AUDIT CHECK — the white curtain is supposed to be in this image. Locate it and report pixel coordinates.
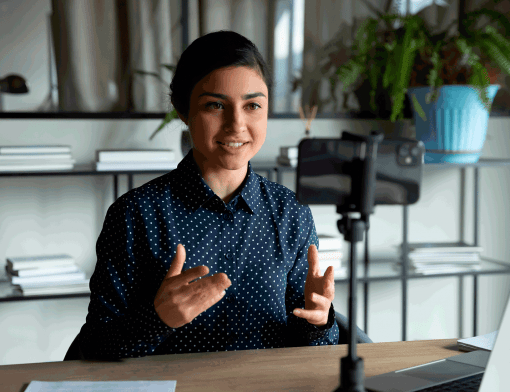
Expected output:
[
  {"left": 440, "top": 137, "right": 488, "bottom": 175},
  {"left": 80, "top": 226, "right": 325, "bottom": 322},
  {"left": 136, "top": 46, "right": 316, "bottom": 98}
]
[{"left": 51, "top": 0, "right": 121, "bottom": 112}]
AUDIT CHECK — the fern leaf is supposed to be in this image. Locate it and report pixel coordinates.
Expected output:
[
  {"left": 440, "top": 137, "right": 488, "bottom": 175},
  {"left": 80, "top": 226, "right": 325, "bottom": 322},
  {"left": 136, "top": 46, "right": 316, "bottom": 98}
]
[{"left": 149, "top": 111, "right": 179, "bottom": 140}]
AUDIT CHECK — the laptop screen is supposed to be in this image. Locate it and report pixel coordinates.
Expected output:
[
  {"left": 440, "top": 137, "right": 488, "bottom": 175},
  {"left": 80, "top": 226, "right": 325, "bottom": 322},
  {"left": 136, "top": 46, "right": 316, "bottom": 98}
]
[{"left": 479, "top": 290, "right": 510, "bottom": 392}]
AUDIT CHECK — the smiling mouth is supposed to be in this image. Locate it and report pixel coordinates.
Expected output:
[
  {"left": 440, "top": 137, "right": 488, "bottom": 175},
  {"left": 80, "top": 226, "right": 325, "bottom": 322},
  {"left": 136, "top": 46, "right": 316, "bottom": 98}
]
[{"left": 217, "top": 141, "right": 248, "bottom": 148}]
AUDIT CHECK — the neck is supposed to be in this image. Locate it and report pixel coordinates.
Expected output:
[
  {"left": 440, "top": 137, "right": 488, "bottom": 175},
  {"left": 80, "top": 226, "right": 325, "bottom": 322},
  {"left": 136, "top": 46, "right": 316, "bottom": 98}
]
[{"left": 192, "top": 149, "right": 248, "bottom": 204}]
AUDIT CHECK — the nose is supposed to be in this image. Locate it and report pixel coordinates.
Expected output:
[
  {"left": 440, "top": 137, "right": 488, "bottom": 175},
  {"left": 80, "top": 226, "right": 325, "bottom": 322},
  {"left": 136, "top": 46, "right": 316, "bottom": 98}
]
[{"left": 226, "top": 106, "right": 248, "bottom": 132}]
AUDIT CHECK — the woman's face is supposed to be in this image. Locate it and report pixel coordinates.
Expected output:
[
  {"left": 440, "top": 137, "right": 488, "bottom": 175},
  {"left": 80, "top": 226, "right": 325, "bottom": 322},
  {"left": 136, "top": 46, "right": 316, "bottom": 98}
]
[{"left": 180, "top": 66, "right": 268, "bottom": 172}]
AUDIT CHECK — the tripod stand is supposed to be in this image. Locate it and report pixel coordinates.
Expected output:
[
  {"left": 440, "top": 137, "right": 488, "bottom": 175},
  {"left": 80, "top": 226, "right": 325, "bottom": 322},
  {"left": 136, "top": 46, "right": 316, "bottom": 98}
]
[{"left": 333, "top": 131, "right": 384, "bottom": 392}]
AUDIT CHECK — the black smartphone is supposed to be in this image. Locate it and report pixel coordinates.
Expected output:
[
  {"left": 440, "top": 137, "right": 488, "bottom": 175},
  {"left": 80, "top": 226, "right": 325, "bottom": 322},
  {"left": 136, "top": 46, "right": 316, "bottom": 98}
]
[{"left": 295, "top": 137, "right": 424, "bottom": 207}]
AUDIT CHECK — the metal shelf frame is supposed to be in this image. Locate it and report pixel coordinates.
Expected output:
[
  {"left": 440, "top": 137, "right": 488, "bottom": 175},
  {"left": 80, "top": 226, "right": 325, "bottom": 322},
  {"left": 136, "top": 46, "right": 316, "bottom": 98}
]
[{"left": 1, "top": 159, "right": 510, "bottom": 345}]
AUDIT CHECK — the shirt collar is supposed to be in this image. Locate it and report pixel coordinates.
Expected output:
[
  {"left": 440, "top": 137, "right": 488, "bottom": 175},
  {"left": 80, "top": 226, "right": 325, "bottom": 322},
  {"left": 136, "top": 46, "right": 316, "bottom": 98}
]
[{"left": 174, "top": 150, "right": 262, "bottom": 215}]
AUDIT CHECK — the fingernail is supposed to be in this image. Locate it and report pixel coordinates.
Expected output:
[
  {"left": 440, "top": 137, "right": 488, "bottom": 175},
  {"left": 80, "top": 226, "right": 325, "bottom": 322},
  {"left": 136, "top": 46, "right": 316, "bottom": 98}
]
[
  {"left": 294, "top": 309, "right": 301, "bottom": 315},
  {"left": 221, "top": 290, "right": 226, "bottom": 296}
]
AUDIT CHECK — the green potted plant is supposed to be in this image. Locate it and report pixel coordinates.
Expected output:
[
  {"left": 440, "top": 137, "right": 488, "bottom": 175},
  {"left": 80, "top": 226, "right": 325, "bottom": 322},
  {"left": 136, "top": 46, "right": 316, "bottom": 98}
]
[{"left": 334, "top": 7, "right": 510, "bottom": 163}]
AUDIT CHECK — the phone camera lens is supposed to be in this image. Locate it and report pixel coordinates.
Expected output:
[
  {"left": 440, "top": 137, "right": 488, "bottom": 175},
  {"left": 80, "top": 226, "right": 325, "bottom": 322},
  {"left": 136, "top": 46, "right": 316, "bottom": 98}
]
[
  {"left": 411, "top": 147, "right": 420, "bottom": 156},
  {"left": 399, "top": 145, "right": 409, "bottom": 156}
]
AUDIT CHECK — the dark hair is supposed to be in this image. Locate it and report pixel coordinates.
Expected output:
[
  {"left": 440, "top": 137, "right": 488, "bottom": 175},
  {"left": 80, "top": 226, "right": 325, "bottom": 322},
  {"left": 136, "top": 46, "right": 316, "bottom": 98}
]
[{"left": 170, "top": 30, "right": 273, "bottom": 121}]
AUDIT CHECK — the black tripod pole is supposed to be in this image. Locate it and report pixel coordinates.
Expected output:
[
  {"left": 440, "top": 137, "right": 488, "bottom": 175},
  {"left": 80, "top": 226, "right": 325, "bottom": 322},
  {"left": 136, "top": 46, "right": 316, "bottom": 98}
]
[{"left": 334, "top": 213, "right": 366, "bottom": 392}]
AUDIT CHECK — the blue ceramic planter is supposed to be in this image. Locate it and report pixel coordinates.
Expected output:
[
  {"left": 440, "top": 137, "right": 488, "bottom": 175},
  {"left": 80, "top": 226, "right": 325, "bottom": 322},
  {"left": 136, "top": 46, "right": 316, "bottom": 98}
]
[{"left": 407, "top": 85, "right": 500, "bottom": 163}]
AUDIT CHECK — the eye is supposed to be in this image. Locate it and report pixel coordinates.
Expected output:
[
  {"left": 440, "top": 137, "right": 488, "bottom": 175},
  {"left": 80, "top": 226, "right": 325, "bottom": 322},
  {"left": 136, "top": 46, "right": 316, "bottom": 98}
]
[
  {"left": 205, "top": 102, "right": 224, "bottom": 110},
  {"left": 248, "top": 103, "right": 262, "bottom": 110}
]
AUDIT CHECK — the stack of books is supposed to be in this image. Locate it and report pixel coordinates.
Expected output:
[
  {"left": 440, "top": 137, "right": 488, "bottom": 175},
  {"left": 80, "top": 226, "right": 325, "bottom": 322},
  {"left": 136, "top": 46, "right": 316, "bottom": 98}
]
[
  {"left": 95, "top": 149, "right": 178, "bottom": 171},
  {"left": 0, "top": 145, "right": 75, "bottom": 172},
  {"left": 5, "top": 254, "right": 90, "bottom": 296},
  {"left": 396, "top": 241, "right": 483, "bottom": 275},
  {"left": 318, "top": 234, "right": 346, "bottom": 278},
  {"left": 277, "top": 146, "right": 298, "bottom": 167}
]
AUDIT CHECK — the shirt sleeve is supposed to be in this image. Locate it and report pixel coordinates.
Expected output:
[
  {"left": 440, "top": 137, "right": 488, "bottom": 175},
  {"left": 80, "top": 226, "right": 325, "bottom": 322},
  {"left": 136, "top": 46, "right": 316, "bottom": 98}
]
[
  {"left": 78, "top": 195, "right": 176, "bottom": 360},
  {"left": 285, "top": 206, "right": 340, "bottom": 347}
]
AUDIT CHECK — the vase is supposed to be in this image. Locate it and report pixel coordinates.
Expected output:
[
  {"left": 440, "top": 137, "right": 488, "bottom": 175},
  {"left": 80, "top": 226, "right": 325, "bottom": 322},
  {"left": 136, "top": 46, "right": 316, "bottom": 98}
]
[{"left": 407, "top": 85, "right": 500, "bottom": 163}]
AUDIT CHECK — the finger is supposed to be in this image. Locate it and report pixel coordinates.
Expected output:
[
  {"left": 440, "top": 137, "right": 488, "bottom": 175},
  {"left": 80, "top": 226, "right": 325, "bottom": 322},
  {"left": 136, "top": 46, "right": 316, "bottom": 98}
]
[
  {"left": 186, "top": 278, "right": 231, "bottom": 318},
  {"left": 308, "top": 292, "right": 331, "bottom": 309},
  {"left": 293, "top": 307, "right": 328, "bottom": 325},
  {"left": 169, "top": 265, "right": 210, "bottom": 288},
  {"left": 188, "top": 272, "right": 231, "bottom": 292},
  {"left": 307, "top": 244, "right": 320, "bottom": 277},
  {"left": 323, "top": 266, "right": 336, "bottom": 299},
  {"left": 166, "top": 244, "right": 186, "bottom": 278}
]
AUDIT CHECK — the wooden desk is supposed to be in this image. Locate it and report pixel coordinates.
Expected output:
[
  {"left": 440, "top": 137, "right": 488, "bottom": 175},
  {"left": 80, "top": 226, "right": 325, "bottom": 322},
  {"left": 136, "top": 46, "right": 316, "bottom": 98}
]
[{"left": 1, "top": 339, "right": 459, "bottom": 392}]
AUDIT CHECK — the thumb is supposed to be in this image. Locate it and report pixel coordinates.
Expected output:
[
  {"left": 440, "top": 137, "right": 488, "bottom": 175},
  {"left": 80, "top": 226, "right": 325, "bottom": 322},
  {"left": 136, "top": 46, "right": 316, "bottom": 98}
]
[{"left": 166, "top": 244, "right": 186, "bottom": 278}]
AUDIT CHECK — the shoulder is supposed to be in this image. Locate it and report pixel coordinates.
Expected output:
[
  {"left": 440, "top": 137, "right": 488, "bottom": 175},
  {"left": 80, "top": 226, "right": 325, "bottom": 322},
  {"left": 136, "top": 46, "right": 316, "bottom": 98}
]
[
  {"left": 257, "top": 174, "right": 313, "bottom": 223},
  {"left": 108, "top": 170, "right": 177, "bottom": 215}
]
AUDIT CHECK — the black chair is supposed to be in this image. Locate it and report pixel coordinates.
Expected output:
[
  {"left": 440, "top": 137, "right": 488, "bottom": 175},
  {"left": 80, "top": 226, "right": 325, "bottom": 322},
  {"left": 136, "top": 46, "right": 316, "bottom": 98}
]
[
  {"left": 335, "top": 311, "right": 372, "bottom": 344},
  {"left": 63, "top": 333, "right": 85, "bottom": 361}
]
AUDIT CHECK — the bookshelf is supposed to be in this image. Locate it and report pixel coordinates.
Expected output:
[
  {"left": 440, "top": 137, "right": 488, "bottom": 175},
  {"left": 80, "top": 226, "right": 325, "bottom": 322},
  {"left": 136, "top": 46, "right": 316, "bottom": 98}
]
[{"left": 0, "top": 159, "right": 510, "bottom": 343}]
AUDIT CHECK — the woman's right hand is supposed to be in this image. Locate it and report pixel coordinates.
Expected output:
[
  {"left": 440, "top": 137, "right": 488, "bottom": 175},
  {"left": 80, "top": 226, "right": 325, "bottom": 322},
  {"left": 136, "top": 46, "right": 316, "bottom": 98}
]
[{"left": 154, "top": 244, "right": 232, "bottom": 328}]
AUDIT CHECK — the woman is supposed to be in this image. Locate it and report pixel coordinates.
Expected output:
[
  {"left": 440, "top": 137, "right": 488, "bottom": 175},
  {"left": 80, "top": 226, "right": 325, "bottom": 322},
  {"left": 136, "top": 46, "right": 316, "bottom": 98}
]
[{"left": 77, "top": 30, "right": 339, "bottom": 360}]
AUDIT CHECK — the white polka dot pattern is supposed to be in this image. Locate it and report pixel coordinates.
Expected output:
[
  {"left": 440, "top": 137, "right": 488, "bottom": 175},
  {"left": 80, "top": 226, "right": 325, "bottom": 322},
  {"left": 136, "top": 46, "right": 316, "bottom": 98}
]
[{"left": 78, "top": 151, "right": 339, "bottom": 359}]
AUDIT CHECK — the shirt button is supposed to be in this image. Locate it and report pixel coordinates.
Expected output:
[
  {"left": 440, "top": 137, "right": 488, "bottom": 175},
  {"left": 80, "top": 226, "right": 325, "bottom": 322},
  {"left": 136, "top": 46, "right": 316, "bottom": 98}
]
[
  {"left": 227, "top": 333, "right": 237, "bottom": 344},
  {"left": 223, "top": 213, "right": 230, "bottom": 220},
  {"left": 226, "top": 294, "right": 235, "bottom": 303},
  {"left": 225, "top": 252, "right": 233, "bottom": 260}
]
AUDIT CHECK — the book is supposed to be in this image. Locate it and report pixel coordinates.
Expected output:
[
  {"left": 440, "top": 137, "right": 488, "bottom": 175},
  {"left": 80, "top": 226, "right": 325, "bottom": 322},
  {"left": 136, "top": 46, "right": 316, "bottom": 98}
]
[
  {"left": 13, "top": 281, "right": 91, "bottom": 297},
  {"left": 280, "top": 146, "right": 298, "bottom": 159},
  {"left": 24, "top": 380, "right": 176, "bottom": 392},
  {"left": 0, "top": 153, "right": 73, "bottom": 160},
  {"left": 0, "top": 159, "right": 75, "bottom": 166},
  {"left": 11, "top": 271, "right": 86, "bottom": 286},
  {"left": 276, "top": 156, "right": 297, "bottom": 167},
  {"left": 6, "top": 254, "right": 76, "bottom": 270},
  {"left": 5, "top": 264, "right": 80, "bottom": 277},
  {"left": 95, "top": 161, "right": 178, "bottom": 171},
  {"left": 408, "top": 253, "right": 481, "bottom": 262},
  {"left": 0, "top": 163, "right": 75, "bottom": 172},
  {"left": 403, "top": 241, "right": 483, "bottom": 253},
  {"left": 0, "top": 145, "right": 71, "bottom": 154},
  {"left": 318, "top": 234, "right": 344, "bottom": 252},
  {"left": 96, "top": 149, "right": 176, "bottom": 162},
  {"left": 458, "top": 331, "right": 498, "bottom": 352},
  {"left": 318, "top": 251, "right": 343, "bottom": 260}
]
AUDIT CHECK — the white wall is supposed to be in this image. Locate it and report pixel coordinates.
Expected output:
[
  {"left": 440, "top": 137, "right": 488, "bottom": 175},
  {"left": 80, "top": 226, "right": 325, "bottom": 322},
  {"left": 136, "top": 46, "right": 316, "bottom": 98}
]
[{"left": 1, "top": 117, "right": 509, "bottom": 365}]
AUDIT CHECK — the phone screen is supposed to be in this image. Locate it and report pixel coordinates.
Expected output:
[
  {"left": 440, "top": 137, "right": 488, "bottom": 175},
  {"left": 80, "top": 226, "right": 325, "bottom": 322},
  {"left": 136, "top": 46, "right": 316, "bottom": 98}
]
[{"left": 295, "top": 138, "right": 424, "bottom": 207}]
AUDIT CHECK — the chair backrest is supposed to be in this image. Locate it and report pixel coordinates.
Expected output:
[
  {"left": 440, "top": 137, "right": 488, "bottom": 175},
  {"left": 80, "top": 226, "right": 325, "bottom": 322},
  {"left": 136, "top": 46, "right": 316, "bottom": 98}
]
[
  {"left": 335, "top": 311, "right": 372, "bottom": 344},
  {"left": 63, "top": 333, "right": 84, "bottom": 361}
]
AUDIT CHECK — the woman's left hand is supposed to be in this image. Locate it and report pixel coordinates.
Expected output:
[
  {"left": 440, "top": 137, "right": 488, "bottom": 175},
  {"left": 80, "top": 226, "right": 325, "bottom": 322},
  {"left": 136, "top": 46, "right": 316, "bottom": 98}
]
[{"left": 293, "top": 244, "right": 335, "bottom": 327}]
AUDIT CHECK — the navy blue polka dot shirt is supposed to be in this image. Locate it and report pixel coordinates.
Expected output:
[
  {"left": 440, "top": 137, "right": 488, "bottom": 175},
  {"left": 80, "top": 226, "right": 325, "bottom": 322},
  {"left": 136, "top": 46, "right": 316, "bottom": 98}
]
[{"left": 78, "top": 150, "right": 339, "bottom": 359}]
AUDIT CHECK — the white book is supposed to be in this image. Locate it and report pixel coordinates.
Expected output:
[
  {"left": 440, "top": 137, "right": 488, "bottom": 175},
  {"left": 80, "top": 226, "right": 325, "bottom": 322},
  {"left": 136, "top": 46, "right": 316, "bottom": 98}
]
[
  {"left": 6, "top": 264, "right": 80, "bottom": 277},
  {"left": 319, "top": 259, "right": 342, "bottom": 274},
  {"left": 0, "top": 153, "right": 73, "bottom": 160},
  {"left": 96, "top": 161, "right": 178, "bottom": 171},
  {"left": 97, "top": 149, "right": 175, "bottom": 162},
  {"left": 276, "top": 156, "right": 297, "bottom": 167},
  {"left": 318, "top": 251, "right": 343, "bottom": 260},
  {"left": 14, "top": 281, "right": 91, "bottom": 296},
  {"left": 405, "top": 242, "right": 483, "bottom": 253},
  {"left": 0, "top": 163, "right": 75, "bottom": 172},
  {"left": 280, "top": 146, "right": 298, "bottom": 159},
  {"left": 318, "top": 234, "right": 344, "bottom": 251},
  {"left": 12, "top": 271, "right": 86, "bottom": 286},
  {"left": 408, "top": 253, "right": 481, "bottom": 262},
  {"left": 0, "top": 145, "right": 71, "bottom": 154},
  {"left": 7, "top": 254, "right": 76, "bottom": 270},
  {"left": 0, "top": 159, "right": 75, "bottom": 166}
]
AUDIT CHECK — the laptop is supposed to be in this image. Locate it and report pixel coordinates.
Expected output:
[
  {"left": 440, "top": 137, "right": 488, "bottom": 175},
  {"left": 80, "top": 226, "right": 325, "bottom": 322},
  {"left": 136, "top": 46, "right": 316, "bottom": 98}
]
[{"left": 364, "top": 291, "right": 510, "bottom": 392}]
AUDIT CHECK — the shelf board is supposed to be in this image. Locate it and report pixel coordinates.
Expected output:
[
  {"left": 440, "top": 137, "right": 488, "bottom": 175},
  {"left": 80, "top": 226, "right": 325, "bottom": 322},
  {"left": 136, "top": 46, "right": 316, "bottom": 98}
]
[{"left": 1, "top": 110, "right": 509, "bottom": 120}]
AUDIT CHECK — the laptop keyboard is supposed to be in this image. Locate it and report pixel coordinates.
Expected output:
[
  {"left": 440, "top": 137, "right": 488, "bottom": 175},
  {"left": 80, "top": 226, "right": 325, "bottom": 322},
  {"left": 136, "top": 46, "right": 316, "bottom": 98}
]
[{"left": 415, "top": 373, "right": 483, "bottom": 391}]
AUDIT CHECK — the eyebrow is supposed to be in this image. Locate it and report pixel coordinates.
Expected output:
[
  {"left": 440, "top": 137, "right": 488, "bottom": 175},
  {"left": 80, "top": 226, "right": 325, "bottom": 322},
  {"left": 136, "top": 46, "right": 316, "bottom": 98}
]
[{"left": 198, "top": 92, "right": 266, "bottom": 100}]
